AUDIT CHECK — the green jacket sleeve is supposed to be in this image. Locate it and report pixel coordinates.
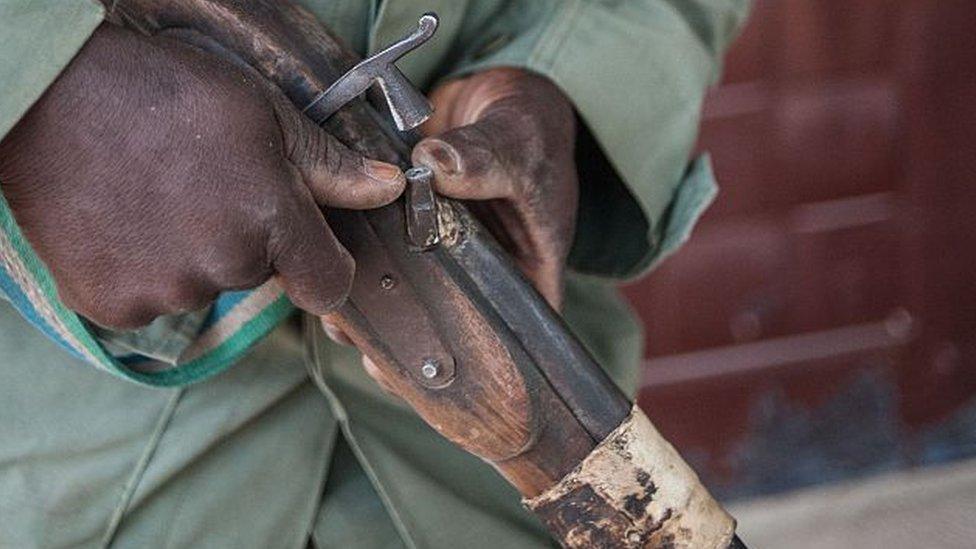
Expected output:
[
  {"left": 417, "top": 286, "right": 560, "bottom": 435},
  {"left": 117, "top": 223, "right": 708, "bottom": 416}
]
[
  {"left": 444, "top": 0, "right": 751, "bottom": 278},
  {"left": 0, "top": 0, "right": 103, "bottom": 138}
]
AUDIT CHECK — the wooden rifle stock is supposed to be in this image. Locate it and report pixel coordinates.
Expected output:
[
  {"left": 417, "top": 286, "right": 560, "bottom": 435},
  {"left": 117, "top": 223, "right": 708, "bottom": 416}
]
[{"left": 104, "top": 1, "right": 741, "bottom": 546}]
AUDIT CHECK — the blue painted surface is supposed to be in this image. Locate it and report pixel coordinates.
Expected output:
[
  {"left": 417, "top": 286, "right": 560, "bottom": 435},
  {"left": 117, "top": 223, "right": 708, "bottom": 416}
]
[{"left": 698, "top": 370, "right": 976, "bottom": 501}]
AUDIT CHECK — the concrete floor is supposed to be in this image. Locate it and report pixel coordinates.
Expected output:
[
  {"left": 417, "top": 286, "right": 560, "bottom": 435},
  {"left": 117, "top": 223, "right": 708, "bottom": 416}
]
[{"left": 729, "top": 457, "right": 976, "bottom": 548}]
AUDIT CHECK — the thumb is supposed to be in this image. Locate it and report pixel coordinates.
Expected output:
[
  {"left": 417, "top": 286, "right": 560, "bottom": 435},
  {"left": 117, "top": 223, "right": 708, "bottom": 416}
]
[
  {"left": 411, "top": 118, "right": 517, "bottom": 201},
  {"left": 271, "top": 94, "right": 406, "bottom": 209}
]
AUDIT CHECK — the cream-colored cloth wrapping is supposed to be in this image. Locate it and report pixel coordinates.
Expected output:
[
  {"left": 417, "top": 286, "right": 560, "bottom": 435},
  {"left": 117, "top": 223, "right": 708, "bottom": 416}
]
[{"left": 524, "top": 405, "right": 735, "bottom": 548}]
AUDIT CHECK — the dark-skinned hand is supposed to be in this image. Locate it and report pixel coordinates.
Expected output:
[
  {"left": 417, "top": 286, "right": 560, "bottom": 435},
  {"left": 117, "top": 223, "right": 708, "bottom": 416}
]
[
  {"left": 0, "top": 24, "right": 405, "bottom": 330},
  {"left": 417, "top": 67, "right": 579, "bottom": 308},
  {"left": 323, "top": 68, "right": 579, "bottom": 364}
]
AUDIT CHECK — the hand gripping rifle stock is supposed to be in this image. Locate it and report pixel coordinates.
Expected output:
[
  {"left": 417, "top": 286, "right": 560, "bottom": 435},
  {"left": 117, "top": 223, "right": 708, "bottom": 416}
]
[{"left": 104, "top": 1, "right": 743, "bottom": 546}]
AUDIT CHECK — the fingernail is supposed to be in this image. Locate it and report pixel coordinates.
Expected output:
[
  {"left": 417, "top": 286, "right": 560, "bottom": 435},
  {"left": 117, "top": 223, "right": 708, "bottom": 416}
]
[
  {"left": 363, "top": 159, "right": 403, "bottom": 183},
  {"left": 423, "top": 141, "right": 461, "bottom": 177}
]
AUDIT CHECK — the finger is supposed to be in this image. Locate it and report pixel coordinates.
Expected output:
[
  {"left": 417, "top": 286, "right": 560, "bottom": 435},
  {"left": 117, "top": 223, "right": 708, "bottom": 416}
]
[
  {"left": 154, "top": 276, "right": 222, "bottom": 316},
  {"left": 57, "top": 277, "right": 151, "bottom": 330},
  {"left": 525, "top": 255, "right": 565, "bottom": 312},
  {"left": 74, "top": 300, "right": 159, "bottom": 331},
  {"left": 411, "top": 119, "right": 517, "bottom": 200},
  {"left": 270, "top": 93, "right": 405, "bottom": 209},
  {"left": 361, "top": 355, "right": 400, "bottom": 396},
  {"left": 415, "top": 121, "right": 567, "bottom": 310},
  {"left": 474, "top": 200, "right": 566, "bottom": 311},
  {"left": 320, "top": 315, "right": 353, "bottom": 346},
  {"left": 269, "top": 174, "right": 355, "bottom": 315}
]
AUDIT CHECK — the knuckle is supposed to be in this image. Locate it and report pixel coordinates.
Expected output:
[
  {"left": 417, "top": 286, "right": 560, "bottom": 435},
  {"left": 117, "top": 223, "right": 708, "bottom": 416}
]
[
  {"left": 91, "top": 301, "right": 158, "bottom": 331},
  {"left": 318, "top": 136, "right": 342, "bottom": 176},
  {"left": 56, "top": 284, "right": 88, "bottom": 316},
  {"left": 457, "top": 125, "right": 506, "bottom": 179},
  {"left": 112, "top": 310, "right": 157, "bottom": 330},
  {"left": 281, "top": 120, "right": 311, "bottom": 161},
  {"left": 58, "top": 281, "right": 147, "bottom": 329},
  {"left": 254, "top": 191, "right": 286, "bottom": 228},
  {"left": 213, "top": 266, "right": 271, "bottom": 291},
  {"left": 330, "top": 248, "right": 356, "bottom": 284},
  {"left": 306, "top": 141, "right": 346, "bottom": 198},
  {"left": 205, "top": 246, "right": 271, "bottom": 290},
  {"left": 313, "top": 134, "right": 341, "bottom": 172},
  {"left": 155, "top": 281, "right": 217, "bottom": 314},
  {"left": 315, "top": 253, "right": 355, "bottom": 312},
  {"left": 288, "top": 120, "right": 332, "bottom": 169},
  {"left": 315, "top": 290, "right": 348, "bottom": 314}
]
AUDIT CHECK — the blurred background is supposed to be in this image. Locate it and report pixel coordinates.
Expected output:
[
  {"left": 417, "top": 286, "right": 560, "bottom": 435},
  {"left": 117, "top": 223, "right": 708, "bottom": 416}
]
[{"left": 623, "top": 1, "right": 976, "bottom": 546}]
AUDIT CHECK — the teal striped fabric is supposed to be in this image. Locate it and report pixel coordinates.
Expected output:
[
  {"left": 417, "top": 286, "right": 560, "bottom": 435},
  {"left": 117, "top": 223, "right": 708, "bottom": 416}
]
[
  {"left": 0, "top": 192, "right": 295, "bottom": 386},
  {"left": 0, "top": 0, "right": 301, "bottom": 386}
]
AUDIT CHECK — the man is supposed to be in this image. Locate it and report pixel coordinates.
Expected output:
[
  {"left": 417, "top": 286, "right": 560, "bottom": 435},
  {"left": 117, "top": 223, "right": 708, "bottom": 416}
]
[{"left": 0, "top": 0, "right": 748, "bottom": 547}]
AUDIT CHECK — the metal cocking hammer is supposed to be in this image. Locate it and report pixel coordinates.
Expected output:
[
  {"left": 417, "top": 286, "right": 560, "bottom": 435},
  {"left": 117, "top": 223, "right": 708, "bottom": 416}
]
[
  {"left": 303, "top": 13, "right": 441, "bottom": 250},
  {"left": 302, "top": 12, "right": 438, "bottom": 132}
]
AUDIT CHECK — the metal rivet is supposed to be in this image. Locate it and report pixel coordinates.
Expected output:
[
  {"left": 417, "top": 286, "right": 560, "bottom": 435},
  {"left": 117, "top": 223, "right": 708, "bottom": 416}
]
[
  {"left": 405, "top": 165, "right": 433, "bottom": 181},
  {"left": 380, "top": 275, "right": 396, "bottom": 290},
  {"left": 421, "top": 359, "right": 439, "bottom": 379}
]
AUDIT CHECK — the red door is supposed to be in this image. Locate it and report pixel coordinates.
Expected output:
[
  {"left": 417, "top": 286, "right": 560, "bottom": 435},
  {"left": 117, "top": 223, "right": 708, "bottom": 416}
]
[{"left": 627, "top": 0, "right": 976, "bottom": 498}]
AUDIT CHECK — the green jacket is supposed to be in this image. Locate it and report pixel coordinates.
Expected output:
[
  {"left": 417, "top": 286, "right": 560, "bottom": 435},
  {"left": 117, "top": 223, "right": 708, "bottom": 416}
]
[
  {"left": 0, "top": 0, "right": 749, "bottom": 389},
  {"left": 0, "top": 1, "right": 750, "bottom": 547}
]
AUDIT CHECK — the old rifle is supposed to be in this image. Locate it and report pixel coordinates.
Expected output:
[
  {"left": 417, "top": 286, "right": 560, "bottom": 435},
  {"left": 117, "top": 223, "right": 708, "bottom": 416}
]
[{"left": 105, "top": 1, "right": 746, "bottom": 546}]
